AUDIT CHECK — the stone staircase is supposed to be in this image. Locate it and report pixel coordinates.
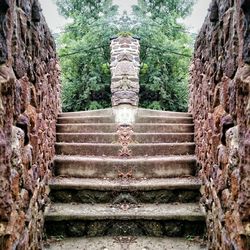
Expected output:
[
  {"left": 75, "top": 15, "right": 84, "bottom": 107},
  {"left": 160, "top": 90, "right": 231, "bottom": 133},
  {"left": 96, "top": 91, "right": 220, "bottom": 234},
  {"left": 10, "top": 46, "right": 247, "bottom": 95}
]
[{"left": 44, "top": 108, "right": 206, "bottom": 250}]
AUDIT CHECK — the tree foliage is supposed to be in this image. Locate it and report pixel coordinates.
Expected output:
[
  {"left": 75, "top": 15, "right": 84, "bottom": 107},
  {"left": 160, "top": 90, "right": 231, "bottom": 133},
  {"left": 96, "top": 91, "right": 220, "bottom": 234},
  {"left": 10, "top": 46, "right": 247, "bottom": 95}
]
[{"left": 56, "top": 0, "right": 195, "bottom": 112}]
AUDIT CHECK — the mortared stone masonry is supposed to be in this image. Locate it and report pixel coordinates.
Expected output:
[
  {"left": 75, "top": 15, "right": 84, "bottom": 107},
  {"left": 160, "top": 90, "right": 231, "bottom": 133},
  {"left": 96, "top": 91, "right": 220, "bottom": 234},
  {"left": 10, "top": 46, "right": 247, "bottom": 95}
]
[
  {"left": 189, "top": 0, "right": 250, "bottom": 249},
  {"left": 0, "top": 0, "right": 60, "bottom": 249}
]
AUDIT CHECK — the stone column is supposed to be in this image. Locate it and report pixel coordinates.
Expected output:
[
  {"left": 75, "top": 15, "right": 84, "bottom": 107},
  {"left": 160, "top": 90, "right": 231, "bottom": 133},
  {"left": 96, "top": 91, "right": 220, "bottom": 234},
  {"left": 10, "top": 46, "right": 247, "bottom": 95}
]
[{"left": 110, "top": 36, "right": 140, "bottom": 107}]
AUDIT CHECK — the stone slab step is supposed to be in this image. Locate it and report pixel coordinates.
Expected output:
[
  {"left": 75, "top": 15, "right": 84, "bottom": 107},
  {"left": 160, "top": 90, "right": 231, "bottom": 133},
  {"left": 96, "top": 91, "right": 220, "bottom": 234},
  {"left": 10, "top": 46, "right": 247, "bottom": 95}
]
[
  {"left": 138, "top": 108, "right": 192, "bottom": 117},
  {"left": 57, "top": 116, "right": 193, "bottom": 124},
  {"left": 134, "top": 132, "right": 194, "bottom": 143},
  {"left": 56, "top": 124, "right": 194, "bottom": 133},
  {"left": 55, "top": 142, "right": 195, "bottom": 156},
  {"left": 58, "top": 109, "right": 192, "bottom": 118},
  {"left": 46, "top": 203, "right": 204, "bottom": 221},
  {"left": 44, "top": 236, "right": 206, "bottom": 250},
  {"left": 56, "top": 124, "right": 117, "bottom": 133},
  {"left": 49, "top": 177, "right": 201, "bottom": 191},
  {"left": 133, "top": 124, "right": 194, "bottom": 133},
  {"left": 136, "top": 116, "right": 193, "bottom": 124},
  {"left": 54, "top": 155, "right": 197, "bottom": 178},
  {"left": 57, "top": 116, "right": 114, "bottom": 124},
  {"left": 49, "top": 177, "right": 201, "bottom": 204},
  {"left": 58, "top": 108, "right": 113, "bottom": 117},
  {"left": 56, "top": 132, "right": 194, "bottom": 143},
  {"left": 45, "top": 203, "right": 205, "bottom": 237},
  {"left": 56, "top": 133, "right": 117, "bottom": 143}
]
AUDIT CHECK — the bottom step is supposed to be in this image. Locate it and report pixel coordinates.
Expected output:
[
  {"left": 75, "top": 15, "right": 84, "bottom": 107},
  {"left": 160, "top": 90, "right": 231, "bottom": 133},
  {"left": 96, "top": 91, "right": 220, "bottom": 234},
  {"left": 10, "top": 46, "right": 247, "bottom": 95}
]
[
  {"left": 44, "top": 236, "right": 207, "bottom": 250},
  {"left": 45, "top": 203, "right": 205, "bottom": 237}
]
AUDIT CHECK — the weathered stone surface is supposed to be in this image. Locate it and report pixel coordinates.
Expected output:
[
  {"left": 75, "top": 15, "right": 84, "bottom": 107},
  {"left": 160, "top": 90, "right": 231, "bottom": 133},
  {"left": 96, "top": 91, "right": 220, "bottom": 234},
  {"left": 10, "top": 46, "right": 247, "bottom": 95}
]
[
  {"left": 110, "top": 36, "right": 140, "bottom": 106},
  {"left": 45, "top": 203, "right": 205, "bottom": 237},
  {"left": 44, "top": 236, "right": 207, "bottom": 250},
  {"left": 0, "top": 0, "right": 60, "bottom": 249},
  {"left": 189, "top": 1, "right": 250, "bottom": 249}
]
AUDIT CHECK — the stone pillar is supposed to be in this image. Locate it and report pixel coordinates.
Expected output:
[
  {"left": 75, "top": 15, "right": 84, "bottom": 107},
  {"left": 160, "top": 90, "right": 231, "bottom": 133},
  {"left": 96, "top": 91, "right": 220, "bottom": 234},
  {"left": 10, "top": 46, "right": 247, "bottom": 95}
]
[{"left": 110, "top": 36, "right": 140, "bottom": 107}]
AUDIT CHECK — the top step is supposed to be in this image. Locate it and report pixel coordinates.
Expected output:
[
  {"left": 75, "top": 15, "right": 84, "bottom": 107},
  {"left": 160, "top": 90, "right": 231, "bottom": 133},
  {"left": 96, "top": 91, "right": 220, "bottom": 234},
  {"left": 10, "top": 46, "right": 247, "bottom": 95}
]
[
  {"left": 58, "top": 108, "right": 113, "bottom": 117},
  {"left": 57, "top": 116, "right": 193, "bottom": 124},
  {"left": 138, "top": 108, "right": 192, "bottom": 117},
  {"left": 58, "top": 108, "right": 192, "bottom": 118}
]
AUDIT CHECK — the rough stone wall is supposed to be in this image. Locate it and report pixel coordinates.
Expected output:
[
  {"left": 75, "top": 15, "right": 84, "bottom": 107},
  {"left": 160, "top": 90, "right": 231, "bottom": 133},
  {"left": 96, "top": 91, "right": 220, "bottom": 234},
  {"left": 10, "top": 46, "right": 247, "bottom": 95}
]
[
  {"left": 0, "top": 0, "right": 60, "bottom": 249},
  {"left": 189, "top": 0, "right": 249, "bottom": 249}
]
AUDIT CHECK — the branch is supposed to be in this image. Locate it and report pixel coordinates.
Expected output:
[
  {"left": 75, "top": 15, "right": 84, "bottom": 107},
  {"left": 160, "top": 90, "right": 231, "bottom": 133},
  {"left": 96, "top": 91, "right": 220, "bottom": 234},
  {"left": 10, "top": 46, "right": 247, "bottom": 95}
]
[
  {"left": 140, "top": 44, "right": 191, "bottom": 58},
  {"left": 59, "top": 44, "right": 109, "bottom": 58}
]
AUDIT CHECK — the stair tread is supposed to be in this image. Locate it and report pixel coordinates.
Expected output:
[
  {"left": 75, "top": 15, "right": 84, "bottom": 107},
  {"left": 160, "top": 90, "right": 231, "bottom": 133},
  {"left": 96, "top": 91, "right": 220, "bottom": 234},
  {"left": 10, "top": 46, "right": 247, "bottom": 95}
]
[
  {"left": 54, "top": 154, "right": 196, "bottom": 161},
  {"left": 56, "top": 132, "right": 194, "bottom": 135},
  {"left": 58, "top": 115, "right": 113, "bottom": 119},
  {"left": 45, "top": 203, "right": 205, "bottom": 221},
  {"left": 137, "top": 115, "right": 193, "bottom": 118},
  {"left": 55, "top": 142, "right": 195, "bottom": 146},
  {"left": 57, "top": 123, "right": 194, "bottom": 133},
  {"left": 49, "top": 177, "right": 201, "bottom": 191},
  {"left": 54, "top": 155, "right": 196, "bottom": 178},
  {"left": 58, "top": 108, "right": 191, "bottom": 115},
  {"left": 56, "top": 123, "right": 194, "bottom": 126},
  {"left": 58, "top": 108, "right": 112, "bottom": 116},
  {"left": 44, "top": 236, "right": 206, "bottom": 250},
  {"left": 58, "top": 116, "right": 192, "bottom": 119}
]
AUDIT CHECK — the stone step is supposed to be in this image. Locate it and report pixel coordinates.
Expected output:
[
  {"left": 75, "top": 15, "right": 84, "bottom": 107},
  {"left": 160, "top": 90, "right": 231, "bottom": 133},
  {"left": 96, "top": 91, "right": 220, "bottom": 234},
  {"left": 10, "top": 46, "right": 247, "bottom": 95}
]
[
  {"left": 49, "top": 177, "right": 201, "bottom": 191},
  {"left": 58, "top": 108, "right": 113, "bottom": 117},
  {"left": 136, "top": 116, "right": 193, "bottom": 124},
  {"left": 57, "top": 116, "right": 115, "bottom": 124},
  {"left": 54, "top": 155, "right": 197, "bottom": 178},
  {"left": 46, "top": 203, "right": 204, "bottom": 221},
  {"left": 49, "top": 177, "right": 201, "bottom": 204},
  {"left": 58, "top": 108, "right": 192, "bottom": 118},
  {"left": 133, "top": 124, "right": 194, "bottom": 133},
  {"left": 138, "top": 108, "right": 192, "bottom": 117},
  {"left": 55, "top": 142, "right": 195, "bottom": 156},
  {"left": 56, "top": 124, "right": 117, "bottom": 133},
  {"left": 56, "top": 132, "right": 194, "bottom": 143},
  {"left": 56, "top": 133, "right": 116, "bottom": 143},
  {"left": 56, "top": 123, "right": 194, "bottom": 133},
  {"left": 57, "top": 116, "right": 193, "bottom": 124},
  {"left": 44, "top": 236, "right": 206, "bottom": 250},
  {"left": 45, "top": 203, "right": 205, "bottom": 237}
]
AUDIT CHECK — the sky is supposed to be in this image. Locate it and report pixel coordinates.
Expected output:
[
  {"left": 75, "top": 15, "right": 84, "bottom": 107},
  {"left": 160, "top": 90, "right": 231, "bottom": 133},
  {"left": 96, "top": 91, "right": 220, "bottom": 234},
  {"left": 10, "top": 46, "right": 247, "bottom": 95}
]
[{"left": 40, "top": 0, "right": 211, "bottom": 34}]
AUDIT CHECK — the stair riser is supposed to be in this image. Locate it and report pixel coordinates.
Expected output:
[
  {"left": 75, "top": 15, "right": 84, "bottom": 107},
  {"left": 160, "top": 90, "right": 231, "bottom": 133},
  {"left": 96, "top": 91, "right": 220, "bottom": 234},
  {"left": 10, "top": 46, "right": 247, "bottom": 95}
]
[
  {"left": 133, "top": 125, "right": 194, "bottom": 133},
  {"left": 57, "top": 117, "right": 193, "bottom": 124},
  {"left": 136, "top": 117, "right": 193, "bottom": 124},
  {"left": 45, "top": 220, "right": 205, "bottom": 238},
  {"left": 56, "top": 133, "right": 194, "bottom": 143},
  {"left": 58, "top": 109, "right": 113, "bottom": 117},
  {"left": 55, "top": 144, "right": 195, "bottom": 156},
  {"left": 56, "top": 133, "right": 116, "bottom": 143},
  {"left": 50, "top": 189, "right": 200, "bottom": 204},
  {"left": 56, "top": 125, "right": 194, "bottom": 133},
  {"left": 57, "top": 117, "right": 115, "bottom": 124},
  {"left": 54, "top": 160, "right": 196, "bottom": 178},
  {"left": 138, "top": 110, "right": 192, "bottom": 117},
  {"left": 59, "top": 109, "right": 192, "bottom": 118},
  {"left": 57, "top": 125, "right": 116, "bottom": 133}
]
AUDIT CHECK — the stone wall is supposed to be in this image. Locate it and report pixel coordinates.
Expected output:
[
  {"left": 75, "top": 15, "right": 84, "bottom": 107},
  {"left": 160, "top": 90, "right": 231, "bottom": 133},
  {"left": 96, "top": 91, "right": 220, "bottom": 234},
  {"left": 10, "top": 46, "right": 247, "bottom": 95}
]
[
  {"left": 189, "top": 0, "right": 249, "bottom": 249},
  {"left": 0, "top": 0, "right": 60, "bottom": 249}
]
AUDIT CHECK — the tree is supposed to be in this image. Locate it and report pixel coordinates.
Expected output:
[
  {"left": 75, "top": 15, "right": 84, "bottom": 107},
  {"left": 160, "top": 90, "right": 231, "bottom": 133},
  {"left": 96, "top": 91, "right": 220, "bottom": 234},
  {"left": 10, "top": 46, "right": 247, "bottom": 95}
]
[
  {"left": 129, "top": 0, "right": 195, "bottom": 111},
  {"left": 56, "top": 0, "right": 195, "bottom": 112},
  {"left": 56, "top": 0, "right": 119, "bottom": 111}
]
